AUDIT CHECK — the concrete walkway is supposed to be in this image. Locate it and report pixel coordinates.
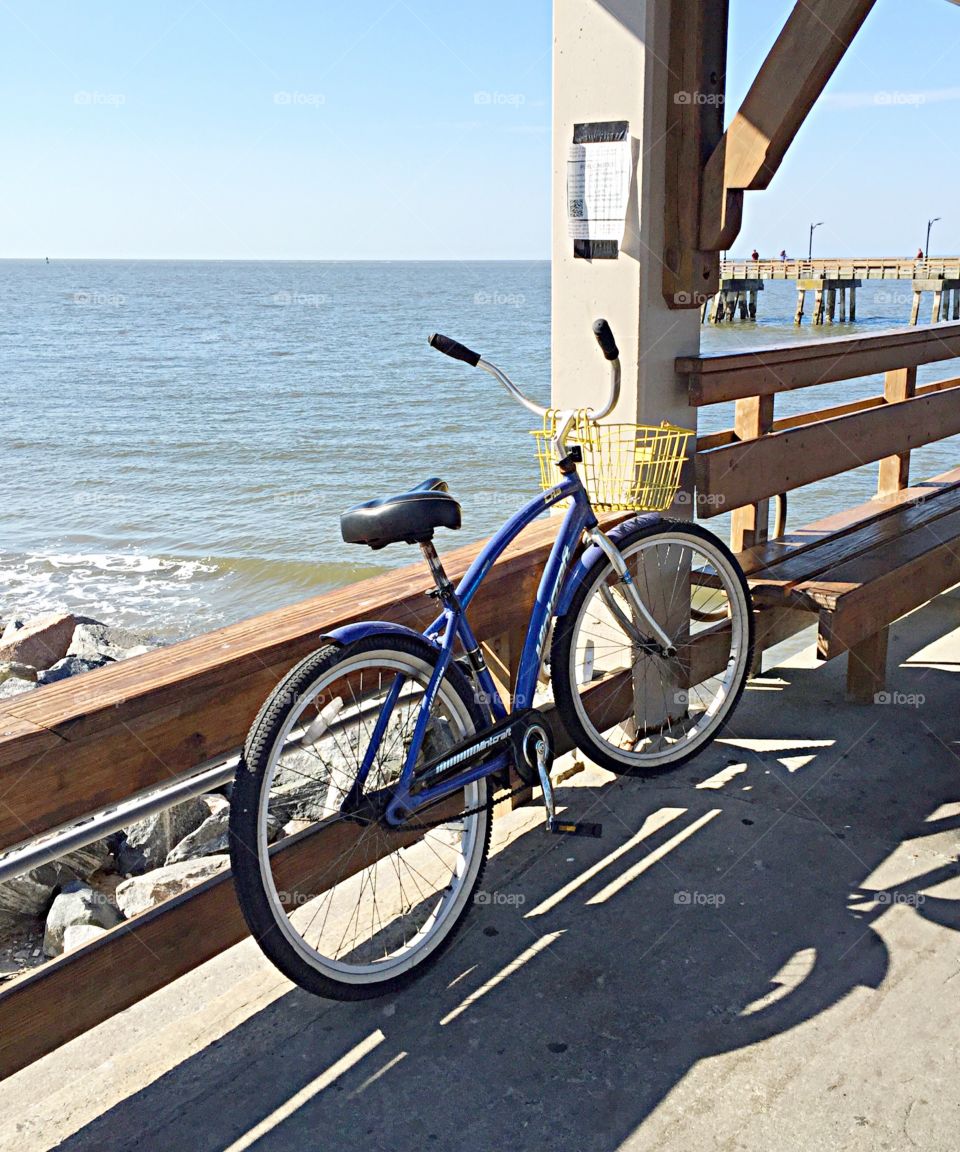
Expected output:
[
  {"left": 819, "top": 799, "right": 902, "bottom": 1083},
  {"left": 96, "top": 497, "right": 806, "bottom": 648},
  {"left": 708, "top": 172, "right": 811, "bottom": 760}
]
[{"left": 2, "top": 590, "right": 959, "bottom": 1152}]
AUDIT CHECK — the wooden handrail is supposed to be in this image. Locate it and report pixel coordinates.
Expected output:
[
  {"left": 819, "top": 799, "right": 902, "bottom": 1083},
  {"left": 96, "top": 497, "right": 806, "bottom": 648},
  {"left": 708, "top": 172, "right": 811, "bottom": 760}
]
[
  {"left": 695, "top": 377, "right": 960, "bottom": 516},
  {"left": 679, "top": 322, "right": 960, "bottom": 405}
]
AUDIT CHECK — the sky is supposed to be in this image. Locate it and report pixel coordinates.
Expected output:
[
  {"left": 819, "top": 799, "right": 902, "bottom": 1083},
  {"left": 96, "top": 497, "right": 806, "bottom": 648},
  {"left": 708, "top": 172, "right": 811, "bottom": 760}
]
[{"left": 2, "top": 0, "right": 959, "bottom": 260}]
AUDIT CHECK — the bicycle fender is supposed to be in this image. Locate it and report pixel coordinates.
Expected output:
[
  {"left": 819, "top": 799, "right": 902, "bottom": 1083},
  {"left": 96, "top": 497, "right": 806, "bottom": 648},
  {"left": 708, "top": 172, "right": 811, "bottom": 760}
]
[
  {"left": 555, "top": 513, "right": 662, "bottom": 618},
  {"left": 320, "top": 620, "right": 440, "bottom": 649}
]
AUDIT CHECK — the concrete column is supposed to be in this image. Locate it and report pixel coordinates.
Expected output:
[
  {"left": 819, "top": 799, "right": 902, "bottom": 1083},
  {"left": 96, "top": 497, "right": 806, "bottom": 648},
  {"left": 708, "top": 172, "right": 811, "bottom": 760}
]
[
  {"left": 552, "top": 1, "right": 698, "bottom": 730},
  {"left": 552, "top": 0, "right": 699, "bottom": 440}
]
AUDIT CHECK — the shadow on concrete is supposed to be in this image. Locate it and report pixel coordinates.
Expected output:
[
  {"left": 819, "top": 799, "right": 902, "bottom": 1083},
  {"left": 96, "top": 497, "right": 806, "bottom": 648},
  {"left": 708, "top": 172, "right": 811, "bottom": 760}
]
[{"left": 50, "top": 597, "right": 960, "bottom": 1151}]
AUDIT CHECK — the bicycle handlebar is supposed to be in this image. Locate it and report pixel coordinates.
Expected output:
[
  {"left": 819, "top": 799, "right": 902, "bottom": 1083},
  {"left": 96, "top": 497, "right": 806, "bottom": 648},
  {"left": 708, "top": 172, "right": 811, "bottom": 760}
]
[
  {"left": 592, "top": 318, "right": 619, "bottom": 362},
  {"left": 427, "top": 319, "right": 621, "bottom": 433},
  {"left": 428, "top": 332, "right": 481, "bottom": 367}
]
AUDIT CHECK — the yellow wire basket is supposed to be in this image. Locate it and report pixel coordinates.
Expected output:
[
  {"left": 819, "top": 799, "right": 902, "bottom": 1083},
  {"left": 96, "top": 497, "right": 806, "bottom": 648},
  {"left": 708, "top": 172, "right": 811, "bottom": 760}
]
[{"left": 533, "top": 410, "right": 693, "bottom": 513}]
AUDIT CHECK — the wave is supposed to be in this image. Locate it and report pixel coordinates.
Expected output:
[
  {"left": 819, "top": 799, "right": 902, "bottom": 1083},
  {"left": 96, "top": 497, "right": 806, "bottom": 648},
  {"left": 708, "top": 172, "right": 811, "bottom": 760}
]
[{"left": 0, "top": 550, "right": 387, "bottom": 642}]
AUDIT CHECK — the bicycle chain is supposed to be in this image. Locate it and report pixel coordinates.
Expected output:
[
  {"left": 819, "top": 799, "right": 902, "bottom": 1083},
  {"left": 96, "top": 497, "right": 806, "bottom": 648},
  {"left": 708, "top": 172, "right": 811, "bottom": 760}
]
[{"left": 395, "top": 779, "right": 533, "bottom": 832}]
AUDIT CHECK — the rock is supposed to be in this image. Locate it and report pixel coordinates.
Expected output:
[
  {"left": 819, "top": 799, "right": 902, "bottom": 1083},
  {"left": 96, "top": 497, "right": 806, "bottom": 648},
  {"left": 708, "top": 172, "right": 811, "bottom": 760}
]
[
  {"left": 117, "top": 797, "right": 210, "bottom": 875},
  {"left": 201, "top": 792, "right": 230, "bottom": 817},
  {"left": 42, "top": 881, "right": 121, "bottom": 956},
  {"left": 36, "top": 654, "right": 112, "bottom": 686},
  {"left": 0, "top": 661, "right": 37, "bottom": 684},
  {"left": 0, "top": 858, "right": 90, "bottom": 925},
  {"left": 165, "top": 808, "right": 278, "bottom": 864},
  {"left": 0, "top": 613, "right": 77, "bottom": 670},
  {"left": 62, "top": 923, "right": 108, "bottom": 951},
  {"left": 67, "top": 622, "right": 154, "bottom": 664},
  {"left": 0, "top": 677, "right": 35, "bottom": 701},
  {"left": 115, "top": 855, "right": 229, "bottom": 919},
  {"left": 61, "top": 838, "right": 113, "bottom": 879}
]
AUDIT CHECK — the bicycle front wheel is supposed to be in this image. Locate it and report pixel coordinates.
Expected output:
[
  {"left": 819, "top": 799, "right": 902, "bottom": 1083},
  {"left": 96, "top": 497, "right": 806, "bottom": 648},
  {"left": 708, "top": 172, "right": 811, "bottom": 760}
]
[
  {"left": 229, "top": 634, "right": 490, "bottom": 999},
  {"left": 552, "top": 519, "right": 753, "bottom": 774}
]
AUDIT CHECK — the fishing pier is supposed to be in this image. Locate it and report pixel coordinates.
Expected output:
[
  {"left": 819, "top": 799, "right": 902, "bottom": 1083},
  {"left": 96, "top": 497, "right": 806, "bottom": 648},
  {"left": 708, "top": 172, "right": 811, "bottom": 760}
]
[{"left": 707, "top": 257, "right": 960, "bottom": 325}]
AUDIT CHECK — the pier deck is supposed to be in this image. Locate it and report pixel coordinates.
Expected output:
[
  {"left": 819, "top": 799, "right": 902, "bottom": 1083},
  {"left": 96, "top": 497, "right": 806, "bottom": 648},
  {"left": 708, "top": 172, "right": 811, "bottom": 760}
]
[{"left": 2, "top": 592, "right": 958, "bottom": 1152}]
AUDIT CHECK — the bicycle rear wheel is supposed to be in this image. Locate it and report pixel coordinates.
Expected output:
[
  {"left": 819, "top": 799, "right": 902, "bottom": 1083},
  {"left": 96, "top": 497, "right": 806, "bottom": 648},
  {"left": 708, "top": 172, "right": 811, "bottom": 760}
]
[
  {"left": 551, "top": 519, "right": 753, "bottom": 774},
  {"left": 229, "top": 634, "right": 490, "bottom": 999}
]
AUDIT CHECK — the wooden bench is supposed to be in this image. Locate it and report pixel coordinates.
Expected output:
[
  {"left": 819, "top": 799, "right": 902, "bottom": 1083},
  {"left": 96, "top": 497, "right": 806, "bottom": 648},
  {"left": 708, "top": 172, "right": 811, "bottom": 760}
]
[
  {"left": 682, "top": 322, "right": 960, "bottom": 701},
  {"left": 739, "top": 468, "right": 960, "bottom": 700}
]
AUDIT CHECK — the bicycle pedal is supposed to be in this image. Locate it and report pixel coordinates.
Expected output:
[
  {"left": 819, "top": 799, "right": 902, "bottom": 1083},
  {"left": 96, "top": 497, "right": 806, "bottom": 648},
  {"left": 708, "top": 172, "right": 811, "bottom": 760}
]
[{"left": 548, "top": 818, "right": 602, "bottom": 838}]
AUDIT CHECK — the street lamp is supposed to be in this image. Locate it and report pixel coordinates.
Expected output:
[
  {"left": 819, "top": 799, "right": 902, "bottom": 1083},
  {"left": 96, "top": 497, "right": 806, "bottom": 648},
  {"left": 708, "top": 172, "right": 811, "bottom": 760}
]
[
  {"left": 808, "top": 221, "right": 824, "bottom": 263},
  {"left": 925, "top": 217, "right": 941, "bottom": 261}
]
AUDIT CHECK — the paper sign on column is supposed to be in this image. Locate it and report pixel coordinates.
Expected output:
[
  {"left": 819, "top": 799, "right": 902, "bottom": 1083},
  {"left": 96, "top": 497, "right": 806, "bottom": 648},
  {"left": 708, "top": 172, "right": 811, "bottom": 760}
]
[{"left": 566, "top": 136, "right": 633, "bottom": 242}]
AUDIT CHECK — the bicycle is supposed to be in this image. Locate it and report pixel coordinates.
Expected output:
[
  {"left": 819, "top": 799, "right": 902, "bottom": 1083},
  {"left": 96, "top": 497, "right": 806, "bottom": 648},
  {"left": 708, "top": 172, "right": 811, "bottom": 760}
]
[{"left": 229, "top": 320, "right": 754, "bottom": 999}]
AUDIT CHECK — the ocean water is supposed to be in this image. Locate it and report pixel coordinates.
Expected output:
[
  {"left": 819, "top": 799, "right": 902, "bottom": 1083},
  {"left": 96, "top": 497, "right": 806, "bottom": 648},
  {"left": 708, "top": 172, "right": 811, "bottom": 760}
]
[{"left": 2, "top": 260, "right": 958, "bottom": 640}]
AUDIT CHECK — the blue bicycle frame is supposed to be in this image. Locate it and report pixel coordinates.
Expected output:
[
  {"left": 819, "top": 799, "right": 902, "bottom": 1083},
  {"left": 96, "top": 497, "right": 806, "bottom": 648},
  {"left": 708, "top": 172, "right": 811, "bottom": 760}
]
[{"left": 330, "top": 469, "right": 600, "bottom": 827}]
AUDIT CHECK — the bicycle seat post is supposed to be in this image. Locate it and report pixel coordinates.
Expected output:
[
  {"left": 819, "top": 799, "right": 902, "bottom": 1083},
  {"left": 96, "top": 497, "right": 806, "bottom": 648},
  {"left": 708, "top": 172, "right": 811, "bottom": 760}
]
[{"left": 420, "top": 541, "right": 457, "bottom": 610}]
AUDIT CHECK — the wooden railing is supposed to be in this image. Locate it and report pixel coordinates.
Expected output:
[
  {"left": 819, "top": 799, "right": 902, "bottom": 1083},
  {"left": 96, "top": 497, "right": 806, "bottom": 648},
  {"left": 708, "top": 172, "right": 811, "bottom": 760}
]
[
  {"left": 721, "top": 258, "right": 960, "bottom": 282},
  {"left": 681, "top": 321, "right": 960, "bottom": 551}
]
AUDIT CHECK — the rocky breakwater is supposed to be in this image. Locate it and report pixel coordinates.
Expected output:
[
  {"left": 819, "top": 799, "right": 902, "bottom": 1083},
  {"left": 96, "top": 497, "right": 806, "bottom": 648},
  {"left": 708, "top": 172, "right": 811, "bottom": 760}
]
[{"left": 0, "top": 611, "right": 236, "bottom": 981}]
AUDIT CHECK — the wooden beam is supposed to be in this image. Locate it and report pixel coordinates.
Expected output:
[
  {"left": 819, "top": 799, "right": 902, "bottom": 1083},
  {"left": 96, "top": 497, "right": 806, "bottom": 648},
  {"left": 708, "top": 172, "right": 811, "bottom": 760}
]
[
  {"left": 679, "top": 323, "right": 960, "bottom": 406},
  {"left": 700, "top": 0, "right": 877, "bottom": 250},
  {"left": 877, "top": 367, "right": 918, "bottom": 497},
  {"left": 730, "top": 394, "right": 775, "bottom": 550},
  {"left": 662, "top": 0, "right": 729, "bottom": 308},
  {"left": 695, "top": 381, "right": 960, "bottom": 515}
]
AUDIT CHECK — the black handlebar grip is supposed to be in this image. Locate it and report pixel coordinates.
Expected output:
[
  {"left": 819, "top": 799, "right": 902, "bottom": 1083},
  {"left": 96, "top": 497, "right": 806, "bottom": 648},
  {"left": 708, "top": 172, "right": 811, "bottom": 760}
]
[
  {"left": 592, "top": 318, "right": 620, "bottom": 361},
  {"left": 428, "top": 332, "right": 481, "bottom": 367}
]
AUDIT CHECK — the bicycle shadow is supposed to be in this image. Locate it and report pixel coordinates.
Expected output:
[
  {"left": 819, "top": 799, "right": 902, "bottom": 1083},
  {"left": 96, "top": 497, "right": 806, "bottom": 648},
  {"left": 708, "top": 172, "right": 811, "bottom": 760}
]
[{"left": 27, "top": 597, "right": 960, "bottom": 1151}]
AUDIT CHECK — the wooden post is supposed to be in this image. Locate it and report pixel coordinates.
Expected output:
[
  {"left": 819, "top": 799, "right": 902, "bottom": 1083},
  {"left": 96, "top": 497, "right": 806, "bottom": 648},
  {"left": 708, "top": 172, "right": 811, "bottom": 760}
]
[
  {"left": 711, "top": 289, "right": 725, "bottom": 323},
  {"left": 813, "top": 287, "right": 825, "bottom": 324},
  {"left": 910, "top": 290, "right": 922, "bottom": 325},
  {"left": 839, "top": 285, "right": 847, "bottom": 321},
  {"left": 848, "top": 282, "right": 856, "bottom": 321},
  {"left": 846, "top": 627, "right": 889, "bottom": 705},
  {"left": 737, "top": 292, "right": 748, "bottom": 320},
  {"left": 729, "top": 393, "right": 775, "bottom": 551},
  {"left": 748, "top": 288, "right": 758, "bottom": 318},
  {"left": 876, "top": 366, "right": 917, "bottom": 499},
  {"left": 794, "top": 287, "right": 806, "bottom": 324},
  {"left": 953, "top": 287, "right": 960, "bottom": 321},
  {"left": 826, "top": 286, "right": 836, "bottom": 323},
  {"left": 932, "top": 288, "right": 943, "bottom": 323}
]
